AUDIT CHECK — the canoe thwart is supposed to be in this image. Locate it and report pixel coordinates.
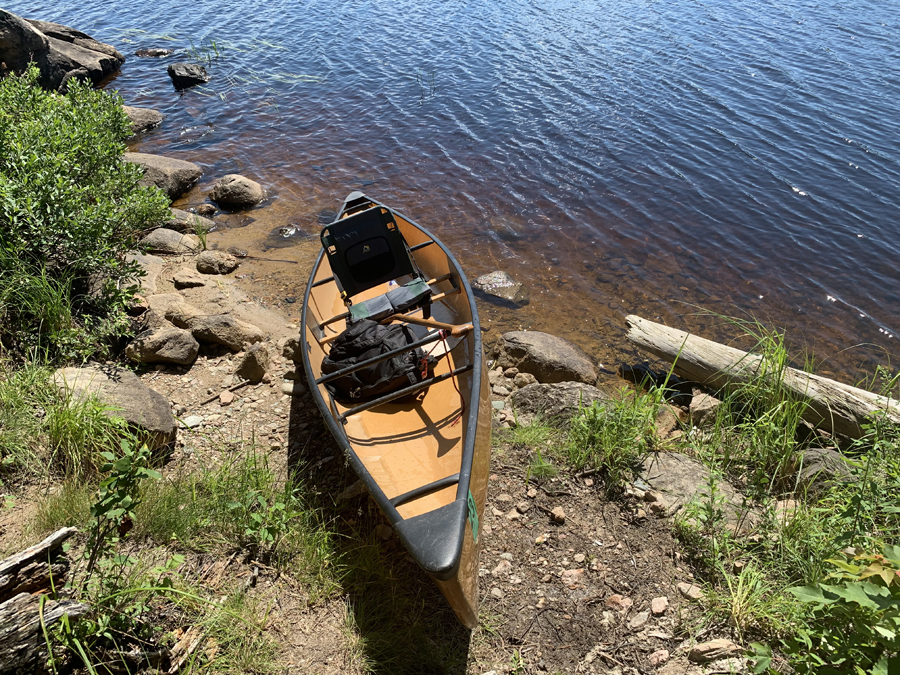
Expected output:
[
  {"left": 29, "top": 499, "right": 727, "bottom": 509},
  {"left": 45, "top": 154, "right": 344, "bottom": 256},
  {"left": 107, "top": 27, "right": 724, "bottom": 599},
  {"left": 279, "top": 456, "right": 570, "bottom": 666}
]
[
  {"left": 339, "top": 364, "right": 474, "bottom": 422},
  {"left": 391, "top": 315, "right": 474, "bottom": 338},
  {"left": 390, "top": 473, "right": 460, "bottom": 508},
  {"left": 315, "top": 330, "right": 447, "bottom": 386},
  {"left": 309, "top": 240, "right": 437, "bottom": 289}
]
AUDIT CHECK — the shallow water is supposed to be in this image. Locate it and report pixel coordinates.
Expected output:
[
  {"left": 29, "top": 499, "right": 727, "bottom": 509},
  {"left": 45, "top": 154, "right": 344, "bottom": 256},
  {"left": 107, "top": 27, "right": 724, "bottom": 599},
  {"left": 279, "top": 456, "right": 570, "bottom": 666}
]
[{"left": 12, "top": 0, "right": 900, "bottom": 381}]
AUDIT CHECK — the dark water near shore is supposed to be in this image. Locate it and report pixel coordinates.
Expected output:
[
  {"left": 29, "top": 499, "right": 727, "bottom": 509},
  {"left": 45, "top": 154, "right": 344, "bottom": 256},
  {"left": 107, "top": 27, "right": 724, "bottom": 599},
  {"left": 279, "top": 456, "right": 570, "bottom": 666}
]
[{"left": 12, "top": 0, "right": 900, "bottom": 381}]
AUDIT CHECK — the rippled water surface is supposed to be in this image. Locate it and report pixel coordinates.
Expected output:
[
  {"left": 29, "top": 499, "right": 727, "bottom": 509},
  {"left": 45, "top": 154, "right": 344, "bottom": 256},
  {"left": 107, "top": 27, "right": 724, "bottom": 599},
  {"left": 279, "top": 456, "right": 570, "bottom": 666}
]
[{"left": 12, "top": 0, "right": 900, "bottom": 379}]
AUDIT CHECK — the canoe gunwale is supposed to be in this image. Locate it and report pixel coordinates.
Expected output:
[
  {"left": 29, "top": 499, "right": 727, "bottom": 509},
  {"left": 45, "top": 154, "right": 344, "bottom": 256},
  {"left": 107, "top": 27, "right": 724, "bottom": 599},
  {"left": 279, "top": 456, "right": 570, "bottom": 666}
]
[{"left": 299, "top": 193, "right": 485, "bottom": 581}]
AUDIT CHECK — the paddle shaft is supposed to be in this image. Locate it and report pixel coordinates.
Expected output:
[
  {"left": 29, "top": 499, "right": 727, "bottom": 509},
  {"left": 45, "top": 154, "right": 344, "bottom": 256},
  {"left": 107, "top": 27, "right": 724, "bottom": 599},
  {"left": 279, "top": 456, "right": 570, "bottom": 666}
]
[{"left": 392, "top": 314, "right": 474, "bottom": 338}]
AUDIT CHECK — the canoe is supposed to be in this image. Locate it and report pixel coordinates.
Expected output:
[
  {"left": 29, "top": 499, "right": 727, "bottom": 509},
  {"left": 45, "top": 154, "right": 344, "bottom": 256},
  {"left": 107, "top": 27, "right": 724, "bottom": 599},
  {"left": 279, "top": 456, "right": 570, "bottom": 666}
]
[{"left": 299, "top": 191, "right": 491, "bottom": 628}]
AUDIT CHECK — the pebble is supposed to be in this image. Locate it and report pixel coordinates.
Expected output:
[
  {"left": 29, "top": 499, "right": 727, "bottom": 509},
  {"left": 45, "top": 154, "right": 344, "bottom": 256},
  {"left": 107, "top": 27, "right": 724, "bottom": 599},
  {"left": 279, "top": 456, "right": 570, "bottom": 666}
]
[
  {"left": 506, "top": 508, "right": 521, "bottom": 521},
  {"left": 503, "top": 367, "right": 519, "bottom": 377},
  {"left": 499, "top": 552, "right": 513, "bottom": 561},
  {"left": 604, "top": 594, "right": 633, "bottom": 611},
  {"left": 573, "top": 553, "right": 585, "bottom": 563},
  {"left": 496, "top": 493, "right": 512, "bottom": 502},
  {"left": 179, "top": 415, "right": 203, "bottom": 429},
  {"left": 491, "top": 507, "right": 504, "bottom": 517},
  {"left": 490, "top": 587, "right": 504, "bottom": 599},
  {"left": 535, "top": 534, "right": 548, "bottom": 545},
  {"left": 648, "top": 650, "right": 670, "bottom": 667},
  {"left": 627, "top": 610, "right": 649, "bottom": 630},
  {"left": 527, "top": 487, "right": 538, "bottom": 498},
  {"left": 550, "top": 506, "right": 566, "bottom": 524},
  {"left": 677, "top": 582, "right": 704, "bottom": 601},
  {"left": 561, "top": 568, "right": 584, "bottom": 589},
  {"left": 651, "top": 596, "right": 669, "bottom": 615},
  {"left": 491, "top": 560, "right": 512, "bottom": 576},
  {"left": 219, "top": 390, "right": 235, "bottom": 405},
  {"left": 688, "top": 639, "right": 742, "bottom": 663},
  {"left": 516, "top": 501, "right": 531, "bottom": 514}
]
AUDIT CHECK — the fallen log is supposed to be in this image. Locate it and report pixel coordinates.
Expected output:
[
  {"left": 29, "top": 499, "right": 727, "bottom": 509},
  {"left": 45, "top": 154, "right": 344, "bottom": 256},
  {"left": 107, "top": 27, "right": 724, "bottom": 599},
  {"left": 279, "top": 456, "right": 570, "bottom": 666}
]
[
  {"left": 0, "top": 527, "right": 87, "bottom": 674},
  {"left": 625, "top": 315, "right": 900, "bottom": 439}
]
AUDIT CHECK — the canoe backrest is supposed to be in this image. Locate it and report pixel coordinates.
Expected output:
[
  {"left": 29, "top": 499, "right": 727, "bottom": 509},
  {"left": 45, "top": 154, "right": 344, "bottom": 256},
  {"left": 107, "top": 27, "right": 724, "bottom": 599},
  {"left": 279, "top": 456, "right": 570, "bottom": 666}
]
[{"left": 321, "top": 206, "right": 419, "bottom": 301}]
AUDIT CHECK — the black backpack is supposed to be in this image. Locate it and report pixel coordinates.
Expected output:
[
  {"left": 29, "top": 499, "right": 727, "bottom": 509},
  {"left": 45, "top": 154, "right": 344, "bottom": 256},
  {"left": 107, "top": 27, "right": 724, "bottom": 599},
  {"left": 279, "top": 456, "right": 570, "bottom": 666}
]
[{"left": 322, "top": 319, "right": 436, "bottom": 403}]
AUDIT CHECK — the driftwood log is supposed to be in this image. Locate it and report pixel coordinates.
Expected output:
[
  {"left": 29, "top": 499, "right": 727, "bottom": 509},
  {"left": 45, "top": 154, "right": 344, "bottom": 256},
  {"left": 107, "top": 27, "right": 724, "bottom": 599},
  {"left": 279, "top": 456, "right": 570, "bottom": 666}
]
[
  {"left": 626, "top": 315, "right": 900, "bottom": 439},
  {"left": 0, "top": 527, "right": 88, "bottom": 674}
]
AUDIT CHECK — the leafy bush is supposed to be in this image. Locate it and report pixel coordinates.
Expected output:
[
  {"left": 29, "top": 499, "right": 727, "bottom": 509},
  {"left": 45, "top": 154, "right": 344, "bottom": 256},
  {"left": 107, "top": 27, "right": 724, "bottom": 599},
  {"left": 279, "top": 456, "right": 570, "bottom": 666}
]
[{"left": 0, "top": 66, "right": 169, "bottom": 361}]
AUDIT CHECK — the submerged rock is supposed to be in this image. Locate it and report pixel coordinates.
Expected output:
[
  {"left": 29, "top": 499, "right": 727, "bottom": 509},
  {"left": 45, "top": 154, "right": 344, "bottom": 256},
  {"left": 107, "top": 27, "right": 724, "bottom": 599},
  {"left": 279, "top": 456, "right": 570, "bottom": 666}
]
[
  {"left": 167, "top": 62, "right": 209, "bottom": 90},
  {"left": 135, "top": 47, "right": 173, "bottom": 58},
  {"left": 493, "top": 331, "right": 597, "bottom": 385},
  {"left": 123, "top": 105, "right": 164, "bottom": 135},
  {"left": 472, "top": 270, "right": 529, "bottom": 307},
  {"left": 210, "top": 174, "right": 265, "bottom": 209}
]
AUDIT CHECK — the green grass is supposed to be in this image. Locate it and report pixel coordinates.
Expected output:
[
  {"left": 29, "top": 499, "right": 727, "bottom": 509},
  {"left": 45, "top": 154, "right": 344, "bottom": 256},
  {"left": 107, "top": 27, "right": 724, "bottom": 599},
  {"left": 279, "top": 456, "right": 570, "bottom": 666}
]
[{"left": 134, "top": 448, "right": 337, "bottom": 592}]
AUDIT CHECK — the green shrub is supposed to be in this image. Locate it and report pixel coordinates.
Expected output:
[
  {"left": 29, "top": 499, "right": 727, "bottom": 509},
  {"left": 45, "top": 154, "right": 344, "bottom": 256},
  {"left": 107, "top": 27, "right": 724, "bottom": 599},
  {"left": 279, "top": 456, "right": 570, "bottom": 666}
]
[{"left": 0, "top": 66, "right": 169, "bottom": 361}]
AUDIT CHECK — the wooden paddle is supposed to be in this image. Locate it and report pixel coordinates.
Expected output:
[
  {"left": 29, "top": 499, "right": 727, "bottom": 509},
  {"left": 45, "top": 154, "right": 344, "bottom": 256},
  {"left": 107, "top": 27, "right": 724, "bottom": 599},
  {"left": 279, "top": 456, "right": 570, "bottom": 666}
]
[{"left": 390, "top": 314, "right": 474, "bottom": 338}]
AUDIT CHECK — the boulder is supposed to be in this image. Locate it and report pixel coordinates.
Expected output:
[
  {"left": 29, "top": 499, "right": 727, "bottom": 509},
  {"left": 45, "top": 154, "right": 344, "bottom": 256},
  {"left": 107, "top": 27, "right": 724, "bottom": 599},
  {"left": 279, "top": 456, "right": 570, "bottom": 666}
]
[
  {"left": 641, "top": 453, "right": 756, "bottom": 532},
  {"left": 472, "top": 270, "right": 529, "bottom": 307},
  {"left": 0, "top": 12, "right": 124, "bottom": 91},
  {"left": 139, "top": 228, "right": 202, "bottom": 254},
  {"left": 123, "top": 105, "right": 164, "bottom": 135},
  {"left": 52, "top": 366, "right": 176, "bottom": 450},
  {"left": 798, "top": 446, "right": 852, "bottom": 489},
  {"left": 188, "top": 314, "right": 265, "bottom": 351},
  {"left": 0, "top": 11, "right": 48, "bottom": 74},
  {"left": 167, "top": 62, "right": 209, "bottom": 90},
  {"left": 123, "top": 153, "right": 203, "bottom": 201},
  {"left": 493, "top": 331, "right": 597, "bottom": 385},
  {"left": 209, "top": 174, "right": 265, "bottom": 209},
  {"left": 165, "top": 208, "right": 215, "bottom": 234},
  {"left": 124, "top": 252, "right": 165, "bottom": 294},
  {"left": 172, "top": 268, "right": 207, "bottom": 289},
  {"left": 126, "top": 327, "right": 199, "bottom": 365},
  {"left": 196, "top": 250, "right": 239, "bottom": 275},
  {"left": 508, "top": 382, "right": 609, "bottom": 423},
  {"left": 689, "top": 391, "right": 721, "bottom": 427},
  {"left": 234, "top": 343, "right": 270, "bottom": 383}
]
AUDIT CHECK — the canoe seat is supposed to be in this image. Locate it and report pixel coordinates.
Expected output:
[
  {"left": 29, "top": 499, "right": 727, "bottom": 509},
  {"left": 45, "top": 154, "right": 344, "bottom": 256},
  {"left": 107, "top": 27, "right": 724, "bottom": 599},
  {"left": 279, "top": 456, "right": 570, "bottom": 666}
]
[{"left": 321, "top": 206, "right": 432, "bottom": 321}]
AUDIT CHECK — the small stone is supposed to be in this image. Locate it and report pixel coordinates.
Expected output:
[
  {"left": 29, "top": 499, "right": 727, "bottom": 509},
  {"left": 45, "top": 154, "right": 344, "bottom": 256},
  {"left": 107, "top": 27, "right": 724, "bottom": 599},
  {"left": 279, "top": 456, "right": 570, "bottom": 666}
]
[
  {"left": 573, "top": 553, "right": 585, "bottom": 563},
  {"left": 491, "top": 560, "right": 512, "bottom": 576},
  {"left": 628, "top": 611, "right": 649, "bottom": 630},
  {"left": 499, "top": 552, "right": 513, "bottom": 561},
  {"left": 496, "top": 493, "right": 512, "bottom": 502},
  {"left": 688, "top": 639, "right": 742, "bottom": 663},
  {"left": 516, "top": 501, "right": 531, "bottom": 514},
  {"left": 506, "top": 509, "right": 521, "bottom": 521},
  {"left": 527, "top": 488, "right": 538, "bottom": 498},
  {"left": 513, "top": 372, "right": 537, "bottom": 388},
  {"left": 173, "top": 268, "right": 207, "bottom": 289},
  {"left": 234, "top": 343, "right": 270, "bottom": 383},
  {"left": 561, "top": 568, "right": 584, "bottom": 589},
  {"left": 503, "top": 367, "right": 519, "bottom": 377},
  {"left": 584, "top": 478, "right": 594, "bottom": 487},
  {"left": 648, "top": 649, "right": 670, "bottom": 667},
  {"left": 535, "top": 534, "right": 548, "bottom": 545},
  {"left": 196, "top": 250, "right": 240, "bottom": 275},
  {"left": 219, "top": 390, "right": 235, "bottom": 406},
  {"left": 491, "top": 507, "right": 505, "bottom": 517},
  {"left": 636, "top": 508, "right": 647, "bottom": 519},
  {"left": 490, "top": 587, "right": 504, "bottom": 599},
  {"left": 650, "top": 596, "right": 669, "bottom": 615},
  {"left": 180, "top": 415, "right": 203, "bottom": 429},
  {"left": 604, "top": 594, "right": 632, "bottom": 611},
  {"left": 492, "top": 385, "right": 511, "bottom": 397},
  {"left": 689, "top": 391, "right": 721, "bottom": 427},
  {"left": 281, "top": 381, "right": 307, "bottom": 396},
  {"left": 677, "top": 582, "right": 704, "bottom": 601},
  {"left": 550, "top": 506, "right": 566, "bottom": 524}
]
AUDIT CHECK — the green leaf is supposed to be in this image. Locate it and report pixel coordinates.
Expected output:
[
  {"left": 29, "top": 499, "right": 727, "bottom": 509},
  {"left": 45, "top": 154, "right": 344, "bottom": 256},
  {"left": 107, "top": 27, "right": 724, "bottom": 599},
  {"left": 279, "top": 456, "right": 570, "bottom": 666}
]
[{"left": 789, "top": 585, "right": 827, "bottom": 604}]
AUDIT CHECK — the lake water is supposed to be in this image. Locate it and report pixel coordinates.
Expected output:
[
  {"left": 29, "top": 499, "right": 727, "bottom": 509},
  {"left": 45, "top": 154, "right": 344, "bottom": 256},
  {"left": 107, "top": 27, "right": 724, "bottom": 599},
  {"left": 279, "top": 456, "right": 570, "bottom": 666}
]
[{"left": 12, "top": 0, "right": 900, "bottom": 382}]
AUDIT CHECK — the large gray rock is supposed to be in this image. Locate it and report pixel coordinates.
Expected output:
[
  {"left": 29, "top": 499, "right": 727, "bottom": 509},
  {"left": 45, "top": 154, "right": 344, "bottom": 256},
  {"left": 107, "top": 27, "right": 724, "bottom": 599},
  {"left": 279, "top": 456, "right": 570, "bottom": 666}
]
[
  {"left": 196, "top": 250, "right": 239, "bottom": 275},
  {"left": 123, "top": 105, "right": 164, "bottom": 135},
  {"left": 123, "top": 153, "right": 203, "bottom": 201},
  {"left": 167, "top": 62, "right": 209, "bottom": 90},
  {"left": 188, "top": 314, "right": 265, "bottom": 351},
  {"left": 0, "top": 11, "right": 48, "bottom": 73},
  {"left": 124, "top": 252, "right": 165, "bottom": 294},
  {"left": 209, "top": 174, "right": 265, "bottom": 208},
  {"left": 508, "top": 382, "right": 610, "bottom": 424},
  {"left": 172, "top": 268, "right": 207, "bottom": 289},
  {"left": 52, "top": 366, "right": 176, "bottom": 450},
  {"left": 0, "top": 12, "right": 124, "bottom": 91},
  {"left": 126, "top": 326, "right": 199, "bottom": 365},
  {"left": 165, "top": 208, "right": 215, "bottom": 234},
  {"left": 641, "top": 453, "right": 756, "bottom": 533},
  {"left": 798, "top": 446, "right": 852, "bottom": 489},
  {"left": 139, "top": 228, "right": 202, "bottom": 254},
  {"left": 146, "top": 293, "right": 200, "bottom": 326},
  {"left": 472, "top": 270, "right": 529, "bottom": 307},
  {"left": 493, "top": 331, "right": 597, "bottom": 385}
]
